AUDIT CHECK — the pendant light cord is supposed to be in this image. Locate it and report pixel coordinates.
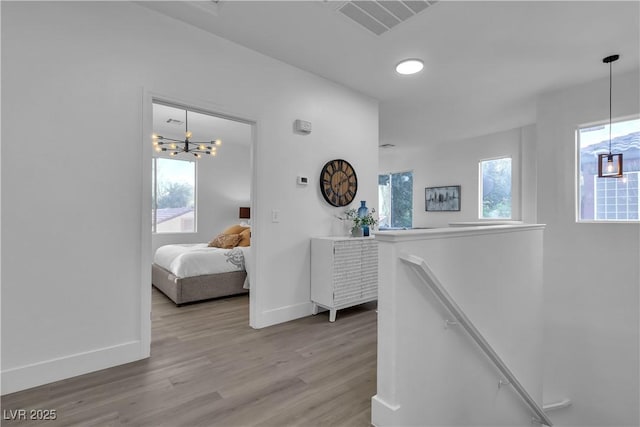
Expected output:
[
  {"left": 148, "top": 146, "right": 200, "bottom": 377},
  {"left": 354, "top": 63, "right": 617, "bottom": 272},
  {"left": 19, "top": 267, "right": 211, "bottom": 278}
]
[{"left": 609, "top": 59, "right": 612, "bottom": 155}]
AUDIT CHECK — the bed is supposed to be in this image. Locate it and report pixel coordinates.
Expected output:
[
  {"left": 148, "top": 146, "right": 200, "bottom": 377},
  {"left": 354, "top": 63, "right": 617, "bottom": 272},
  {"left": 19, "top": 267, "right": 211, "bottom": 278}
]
[{"left": 152, "top": 243, "right": 250, "bottom": 305}]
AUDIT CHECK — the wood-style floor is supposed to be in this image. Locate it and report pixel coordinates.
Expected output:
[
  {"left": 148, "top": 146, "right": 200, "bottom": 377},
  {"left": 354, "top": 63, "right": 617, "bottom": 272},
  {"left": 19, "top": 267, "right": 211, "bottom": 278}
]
[{"left": 1, "top": 289, "right": 377, "bottom": 426}]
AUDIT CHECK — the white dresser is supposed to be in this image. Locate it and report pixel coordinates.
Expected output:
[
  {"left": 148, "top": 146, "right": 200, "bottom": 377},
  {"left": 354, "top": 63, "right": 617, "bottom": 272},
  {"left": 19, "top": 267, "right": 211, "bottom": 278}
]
[{"left": 310, "top": 236, "right": 378, "bottom": 322}]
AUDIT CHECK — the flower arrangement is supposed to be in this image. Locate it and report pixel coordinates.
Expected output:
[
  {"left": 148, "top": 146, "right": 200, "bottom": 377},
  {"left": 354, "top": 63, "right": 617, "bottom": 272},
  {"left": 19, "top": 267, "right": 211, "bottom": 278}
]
[
  {"left": 337, "top": 207, "right": 378, "bottom": 230},
  {"left": 358, "top": 209, "right": 378, "bottom": 228},
  {"left": 337, "top": 208, "right": 358, "bottom": 223}
]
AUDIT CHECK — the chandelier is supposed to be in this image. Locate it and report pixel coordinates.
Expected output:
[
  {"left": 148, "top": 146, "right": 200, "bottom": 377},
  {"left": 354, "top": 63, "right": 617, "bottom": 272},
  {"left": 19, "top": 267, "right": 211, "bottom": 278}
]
[{"left": 153, "top": 110, "right": 222, "bottom": 158}]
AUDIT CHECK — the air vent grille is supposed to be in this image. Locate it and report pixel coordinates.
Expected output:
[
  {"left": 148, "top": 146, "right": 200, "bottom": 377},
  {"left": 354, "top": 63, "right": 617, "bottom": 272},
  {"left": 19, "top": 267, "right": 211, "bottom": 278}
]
[{"left": 338, "top": 0, "right": 437, "bottom": 36}]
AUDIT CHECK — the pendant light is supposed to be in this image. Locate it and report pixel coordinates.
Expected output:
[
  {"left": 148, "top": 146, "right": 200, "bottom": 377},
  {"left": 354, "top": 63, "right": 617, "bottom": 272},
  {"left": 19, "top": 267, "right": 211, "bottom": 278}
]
[
  {"left": 153, "top": 110, "right": 222, "bottom": 159},
  {"left": 597, "top": 54, "right": 623, "bottom": 178}
]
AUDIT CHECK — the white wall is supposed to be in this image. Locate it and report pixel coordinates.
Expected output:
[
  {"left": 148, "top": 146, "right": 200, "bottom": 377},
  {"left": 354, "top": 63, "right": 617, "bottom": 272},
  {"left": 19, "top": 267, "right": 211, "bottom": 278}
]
[
  {"left": 537, "top": 69, "right": 639, "bottom": 427},
  {"left": 1, "top": 1, "right": 378, "bottom": 394},
  {"left": 379, "top": 125, "right": 537, "bottom": 228},
  {"left": 373, "top": 226, "right": 545, "bottom": 426},
  {"left": 151, "top": 141, "right": 251, "bottom": 254}
]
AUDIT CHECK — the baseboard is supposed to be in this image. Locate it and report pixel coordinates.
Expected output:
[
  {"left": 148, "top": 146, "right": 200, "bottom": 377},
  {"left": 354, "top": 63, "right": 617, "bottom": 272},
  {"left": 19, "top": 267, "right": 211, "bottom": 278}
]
[
  {"left": 256, "top": 301, "right": 314, "bottom": 328},
  {"left": 1, "top": 340, "right": 146, "bottom": 395},
  {"left": 371, "top": 394, "right": 401, "bottom": 427}
]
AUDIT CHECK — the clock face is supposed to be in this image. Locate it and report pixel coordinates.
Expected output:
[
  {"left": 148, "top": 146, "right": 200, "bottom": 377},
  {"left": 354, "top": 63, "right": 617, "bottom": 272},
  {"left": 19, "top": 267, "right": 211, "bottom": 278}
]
[{"left": 320, "top": 159, "right": 358, "bottom": 207}]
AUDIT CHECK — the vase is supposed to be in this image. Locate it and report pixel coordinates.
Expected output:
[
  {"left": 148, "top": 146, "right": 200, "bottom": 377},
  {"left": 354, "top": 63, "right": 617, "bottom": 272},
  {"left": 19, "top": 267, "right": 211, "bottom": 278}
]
[
  {"left": 351, "top": 225, "right": 363, "bottom": 237},
  {"left": 357, "top": 201, "right": 368, "bottom": 218},
  {"left": 362, "top": 225, "right": 370, "bottom": 237}
]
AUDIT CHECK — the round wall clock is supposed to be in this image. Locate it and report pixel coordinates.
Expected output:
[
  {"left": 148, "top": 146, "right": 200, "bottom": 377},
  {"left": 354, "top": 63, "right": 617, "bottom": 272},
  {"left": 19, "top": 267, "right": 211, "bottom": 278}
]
[{"left": 320, "top": 159, "right": 358, "bottom": 207}]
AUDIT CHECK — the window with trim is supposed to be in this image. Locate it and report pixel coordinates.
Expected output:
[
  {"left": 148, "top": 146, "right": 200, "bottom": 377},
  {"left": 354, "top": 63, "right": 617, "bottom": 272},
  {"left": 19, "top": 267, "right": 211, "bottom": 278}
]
[
  {"left": 479, "top": 157, "right": 512, "bottom": 219},
  {"left": 378, "top": 171, "right": 413, "bottom": 229},
  {"left": 577, "top": 117, "right": 640, "bottom": 222},
  {"left": 152, "top": 157, "right": 196, "bottom": 233}
]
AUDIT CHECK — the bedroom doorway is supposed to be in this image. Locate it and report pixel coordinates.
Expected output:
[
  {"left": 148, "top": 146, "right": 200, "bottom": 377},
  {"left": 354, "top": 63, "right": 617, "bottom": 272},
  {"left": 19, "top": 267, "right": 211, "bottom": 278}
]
[{"left": 141, "top": 94, "right": 257, "bottom": 355}]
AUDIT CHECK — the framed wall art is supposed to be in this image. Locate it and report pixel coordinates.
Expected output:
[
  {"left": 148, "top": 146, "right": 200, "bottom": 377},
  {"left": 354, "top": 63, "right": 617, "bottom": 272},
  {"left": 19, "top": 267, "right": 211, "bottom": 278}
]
[{"left": 425, "top": 185, "right": 461, "bottom": 212}]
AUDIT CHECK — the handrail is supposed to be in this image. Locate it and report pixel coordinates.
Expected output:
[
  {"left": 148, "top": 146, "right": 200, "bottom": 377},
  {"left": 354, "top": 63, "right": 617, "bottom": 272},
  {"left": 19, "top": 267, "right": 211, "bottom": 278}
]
[{"left": 399, "top": 253, "right": 553, "bottom": 427}]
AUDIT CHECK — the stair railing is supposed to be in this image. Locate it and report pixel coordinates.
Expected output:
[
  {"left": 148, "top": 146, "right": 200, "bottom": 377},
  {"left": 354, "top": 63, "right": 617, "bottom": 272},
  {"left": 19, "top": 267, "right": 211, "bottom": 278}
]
[{"left": 399, "top": 253, "right": 553, "bottom": 427}]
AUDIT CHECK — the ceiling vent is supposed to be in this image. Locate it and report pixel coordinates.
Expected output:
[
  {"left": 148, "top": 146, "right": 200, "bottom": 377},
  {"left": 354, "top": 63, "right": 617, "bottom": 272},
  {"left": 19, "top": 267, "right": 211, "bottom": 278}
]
[{"left": 338, "top": 1, "right": 437, "bottom": 36}]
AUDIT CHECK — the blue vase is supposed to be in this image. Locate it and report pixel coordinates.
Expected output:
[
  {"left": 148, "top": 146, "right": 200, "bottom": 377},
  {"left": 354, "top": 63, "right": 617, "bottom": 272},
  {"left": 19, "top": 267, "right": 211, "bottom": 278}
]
[
  {"left": 358, "top": 201, "right": 369, "bottom": 237},
  {"left": 357, "top": 201, "right": 368, "bottom": 218}
]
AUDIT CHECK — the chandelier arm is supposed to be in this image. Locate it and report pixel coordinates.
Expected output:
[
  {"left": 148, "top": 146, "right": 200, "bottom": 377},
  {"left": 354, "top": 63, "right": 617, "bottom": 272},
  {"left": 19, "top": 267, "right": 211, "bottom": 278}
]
[
  {"left": 157, "top": 137, "right": 183, "bottom": 143},
  {"left": 165, "top": 146, "right": 187, "bottom": 153}
]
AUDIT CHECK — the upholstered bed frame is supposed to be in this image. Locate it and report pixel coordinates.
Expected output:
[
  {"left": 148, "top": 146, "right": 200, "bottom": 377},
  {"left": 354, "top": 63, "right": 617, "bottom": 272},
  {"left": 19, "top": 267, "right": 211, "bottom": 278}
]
[{"left": 152, "top": 263, "right": 248, "bottom": 305}]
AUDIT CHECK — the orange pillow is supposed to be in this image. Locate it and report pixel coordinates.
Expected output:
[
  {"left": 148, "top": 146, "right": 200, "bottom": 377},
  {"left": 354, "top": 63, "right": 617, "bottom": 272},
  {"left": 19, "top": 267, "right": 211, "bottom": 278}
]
[
  {"left": 208, "top": 233, "right": 241, "bottom": 249},
  {"left": 237, "top": 228, "right": 251, "bottom": 247},
  {"left": 222, "top": 224, "right": 250, "bottom": 235}
]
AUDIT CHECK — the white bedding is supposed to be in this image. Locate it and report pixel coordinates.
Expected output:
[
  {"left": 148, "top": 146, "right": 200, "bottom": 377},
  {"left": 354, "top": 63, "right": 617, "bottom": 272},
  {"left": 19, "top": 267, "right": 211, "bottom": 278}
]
[{"left": 154, "top": 243, "right": 251, "bottom": 288}]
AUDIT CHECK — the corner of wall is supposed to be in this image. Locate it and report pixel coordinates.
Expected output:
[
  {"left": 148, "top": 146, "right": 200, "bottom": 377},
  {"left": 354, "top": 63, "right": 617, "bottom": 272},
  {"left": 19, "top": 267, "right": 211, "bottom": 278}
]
[{"left": 1, "top": 341, "right": 147, "bottom": 395}]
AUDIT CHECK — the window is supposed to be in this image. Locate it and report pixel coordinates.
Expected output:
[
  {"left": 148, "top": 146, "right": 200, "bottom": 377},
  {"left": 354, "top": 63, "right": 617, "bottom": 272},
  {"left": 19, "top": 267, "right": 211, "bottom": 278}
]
[
  {"left": 378, "top": 171, "right": 413, "bottom": 229},
  {"left": 152, "top": 158, "right": 196, "bottom": 233},
  {"left": 593, "top": 173, "right": 639, "bottom": 220},
  {"left": 479, "top": 157, "right": 512, "bottom": 219},
  {"left": 577, "top": 117, "right": 640, "bottom": 222}
]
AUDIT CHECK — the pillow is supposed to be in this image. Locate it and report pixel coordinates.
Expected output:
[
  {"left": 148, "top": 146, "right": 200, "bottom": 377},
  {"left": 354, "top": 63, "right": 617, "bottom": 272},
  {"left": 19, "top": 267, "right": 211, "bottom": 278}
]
[
  {"left": 237, "top": 228, "right": 251, "bottom": 247},
  {"left": 222, "top": 224, "right": 250, "bottom": 235},
  {"left": 208, "top": 233, "right": 241, "bottom": 249}
]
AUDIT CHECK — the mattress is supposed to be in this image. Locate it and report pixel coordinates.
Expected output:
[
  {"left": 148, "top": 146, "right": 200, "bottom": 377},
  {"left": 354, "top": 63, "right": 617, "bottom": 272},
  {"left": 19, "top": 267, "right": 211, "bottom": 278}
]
[{"left": 154, "top": 243, "right": 250, "bottom": 279}]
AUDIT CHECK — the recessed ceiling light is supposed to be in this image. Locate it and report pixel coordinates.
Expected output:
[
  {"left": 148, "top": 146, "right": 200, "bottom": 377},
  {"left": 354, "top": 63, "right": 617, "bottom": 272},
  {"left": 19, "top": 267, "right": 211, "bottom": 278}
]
[{"left": 396, "top": 58, "right": 424, "bottom": 75}]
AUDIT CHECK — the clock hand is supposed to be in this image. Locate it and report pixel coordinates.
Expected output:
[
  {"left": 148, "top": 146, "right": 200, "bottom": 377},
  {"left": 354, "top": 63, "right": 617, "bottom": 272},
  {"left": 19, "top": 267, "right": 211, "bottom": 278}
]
[{"left": 335, "top": 174, "right": 347, "bottom": 192}]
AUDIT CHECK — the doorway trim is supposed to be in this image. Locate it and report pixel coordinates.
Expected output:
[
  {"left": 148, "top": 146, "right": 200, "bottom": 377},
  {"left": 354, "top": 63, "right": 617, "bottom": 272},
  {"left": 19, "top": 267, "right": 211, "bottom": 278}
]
[{"left": 141, "top": 89, "right": 259, "bottom": 354}]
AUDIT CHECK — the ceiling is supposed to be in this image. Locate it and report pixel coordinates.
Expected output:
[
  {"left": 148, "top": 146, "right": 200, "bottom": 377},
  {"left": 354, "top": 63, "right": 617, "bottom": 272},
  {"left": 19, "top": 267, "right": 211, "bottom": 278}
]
[{"left": 141, "top": 0, "right": 640, "bottom": 150}]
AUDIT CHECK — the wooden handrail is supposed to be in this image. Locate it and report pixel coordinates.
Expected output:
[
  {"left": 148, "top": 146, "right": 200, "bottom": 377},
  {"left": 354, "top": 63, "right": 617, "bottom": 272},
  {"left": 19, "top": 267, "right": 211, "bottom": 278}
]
[{"left": 399, "top": 253, "right": 553, "bottom": 427}]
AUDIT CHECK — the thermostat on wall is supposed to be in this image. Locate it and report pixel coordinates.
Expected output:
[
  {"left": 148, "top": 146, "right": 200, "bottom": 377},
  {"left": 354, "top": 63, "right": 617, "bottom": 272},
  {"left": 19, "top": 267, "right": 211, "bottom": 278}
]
[
  {"left": 297, "top": 176, "right": 309, "bottom": 185},
  {"left": 294, "top": 119, "right": 312, "bottom": 134}
]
